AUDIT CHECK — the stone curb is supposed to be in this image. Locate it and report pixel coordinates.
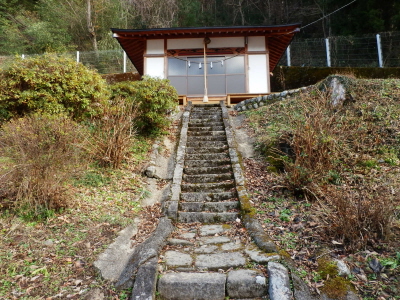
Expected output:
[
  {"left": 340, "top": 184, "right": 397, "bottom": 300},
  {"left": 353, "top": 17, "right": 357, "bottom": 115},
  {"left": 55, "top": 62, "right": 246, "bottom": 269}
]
[
  {"left": 162, "top": 102, "right": 192, "bottom": 220},
  {"left": 114, "top": 217, "right": 174, "bottom": 290},
  {"left": 144, "top": 142, "right": 160, "bottom": 178},
  {"left": 221, "top": 101, "right": 278, "bottom": 254},
  {"left": 233, "top": 86, "right": 313, "bottom": 112}
]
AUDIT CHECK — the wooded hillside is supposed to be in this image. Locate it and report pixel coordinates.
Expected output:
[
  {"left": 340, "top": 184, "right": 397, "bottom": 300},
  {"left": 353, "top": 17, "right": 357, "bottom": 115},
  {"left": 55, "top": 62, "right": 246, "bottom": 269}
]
[{"left": 1, "top": 0, "right": 399, "bottom": 55}]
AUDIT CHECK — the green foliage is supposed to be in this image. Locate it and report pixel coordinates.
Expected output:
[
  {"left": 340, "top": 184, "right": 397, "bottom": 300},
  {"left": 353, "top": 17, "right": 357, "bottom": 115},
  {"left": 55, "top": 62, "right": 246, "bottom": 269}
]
[
  {"left": 381, "top": 252, "right": 400, "bottom": 270},
  {"left": 75, "top": 170, "right": 111, "bottom": 187},
  {"left": 0, "top": 113, "right": 89, "bottom": 216},
  {"left": 110, "top": 76, "right": 178, "bottom": 134},
  {"left": 0, "top": 8, "right": 72, "bottom": 55},
  {"left": 0, "top": 54, "right": 109, "bottom": 122}
]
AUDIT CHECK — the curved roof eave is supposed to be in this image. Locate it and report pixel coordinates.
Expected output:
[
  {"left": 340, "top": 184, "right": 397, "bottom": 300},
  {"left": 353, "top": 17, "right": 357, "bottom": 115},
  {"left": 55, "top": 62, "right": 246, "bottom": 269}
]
[{"left": 111, "top": 24, "right": 301, "bottom": 75}]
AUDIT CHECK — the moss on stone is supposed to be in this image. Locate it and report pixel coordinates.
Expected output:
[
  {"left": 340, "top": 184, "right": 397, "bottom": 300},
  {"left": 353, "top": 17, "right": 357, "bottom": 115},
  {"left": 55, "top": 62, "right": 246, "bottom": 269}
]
[
  {"left": 317, "top": 257, "right": 339, "bottom": 279},
  {"left": 321, "top": 276, "right": 353, "bottom": 300}
]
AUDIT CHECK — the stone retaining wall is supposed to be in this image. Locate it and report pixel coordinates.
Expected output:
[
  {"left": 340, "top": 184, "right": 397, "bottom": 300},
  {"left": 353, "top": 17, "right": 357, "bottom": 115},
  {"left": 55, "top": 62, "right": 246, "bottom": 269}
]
[{"left": 233, "top": 86, "right": 312, "bottom": 112}]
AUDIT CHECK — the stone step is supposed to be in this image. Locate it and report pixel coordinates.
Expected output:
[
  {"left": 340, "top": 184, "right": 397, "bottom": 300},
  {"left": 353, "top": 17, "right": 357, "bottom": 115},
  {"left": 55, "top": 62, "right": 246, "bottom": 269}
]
[
  {"left": 189, "top": 121, "right": 223, "bottom": 127},
  {"left": 184, "top": 165, "right": 232, "bottom": 175},
  {"left": 191, "top": 106, "right": 221, "bottom": 110},
  {"left": 185, "top": 159, "right": 230, "bottom": 168},
  {"left": 186, "top": 146, "right": 228, "bottom": 154},
  {"left": 190, "top": 112, "right": 222, "bottom": 117},
  {"left": 181, "top": 181, "right": 235, "bottom": 193},
  {"left": 192, "top": 103, "right": 220, "bottom": 107},
  {"left": 187, "top": 130, "right": 226, "bottom": 137},
  {"left": 180, "top": 191, "right": 237, "bottom": 202},
  {"left": 187, "top": 126, "right": 225, "bottom": 132},
  {"left": 183, "top": 173, "right": 233, "bottom": 183},
  {"left": 189, "top": 120, "right": 224, "bottom": 126},
  {"left": 179, "top": 201, "right": 240, "bottom": 212},
  {"left": 186, "top": 141, "right": 227, "bottom": 148},
  {"left": 185, "top": 153, "right": 229, "bottom": 161},
  {"left": 187, "top": 135, "right": 227, "bottom": 142},
  {"left": 157, "top": 269, "right": 268, "bottom": 300},
  {"left": 158, "top": 273, "right": 226, "bottom": 300},
  {"left": 178, "top": 212, "right": 239, "bottom": 223}
]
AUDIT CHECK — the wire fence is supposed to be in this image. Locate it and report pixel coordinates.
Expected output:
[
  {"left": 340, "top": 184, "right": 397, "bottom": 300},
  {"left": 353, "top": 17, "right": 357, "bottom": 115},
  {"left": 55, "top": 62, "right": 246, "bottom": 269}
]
[
  {"left": 0, "top": 49, "right": 137, "bottom": 74},
  {"left": 279, "top": 31, "right": 400, "bottom": 68},
  {"left": 1, "top": 31, "right": 399, "bottom": 73}
]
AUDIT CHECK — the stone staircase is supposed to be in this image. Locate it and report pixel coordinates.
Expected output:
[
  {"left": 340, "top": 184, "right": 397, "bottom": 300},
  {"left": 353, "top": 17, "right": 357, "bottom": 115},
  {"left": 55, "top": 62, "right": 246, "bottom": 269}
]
[
  {"left": 97, "top": 102, "right": 360, "bottom": 300},
  {"left": 178, "top": 104, "right": 240, "bottom": 223},
  {"left": 155, "top": 103, "right": 279, "bottom": 300}
]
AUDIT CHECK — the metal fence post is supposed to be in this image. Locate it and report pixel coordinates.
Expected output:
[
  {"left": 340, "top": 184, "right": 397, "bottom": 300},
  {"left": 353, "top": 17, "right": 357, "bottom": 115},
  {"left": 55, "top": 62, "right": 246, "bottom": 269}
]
[
  {"left": 325, "top": 38, "right": 331, "bottom": 67},
  {"left": 123, "top": 51, "right": 127, "bottom": 73},
  {"left": 376, "top": 34, "right": 383, "bottom": 67},
  {"left": 76, "top": 51, "right": 80, "bottom": 63},
  {"left": 286, "top": 45, "right": 291, "bottom": 67}
]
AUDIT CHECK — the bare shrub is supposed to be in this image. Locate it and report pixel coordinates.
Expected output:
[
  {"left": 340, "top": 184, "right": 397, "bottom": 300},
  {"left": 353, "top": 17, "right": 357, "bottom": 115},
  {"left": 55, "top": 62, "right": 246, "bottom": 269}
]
[
  {"left": 86, "top": 97, "right": 136, "bottom": 169},
  {"left": 247, "top": 78, "right": 400, "bottom": 250},
  {"left": 326, "top": 185, "right": 395, "bottom": 251},
  {"left": 0, "top": 114, "right": 88, "bottom": 213},
  {"left": 279, "top": 89, "right": 351, "bottom": 197}
]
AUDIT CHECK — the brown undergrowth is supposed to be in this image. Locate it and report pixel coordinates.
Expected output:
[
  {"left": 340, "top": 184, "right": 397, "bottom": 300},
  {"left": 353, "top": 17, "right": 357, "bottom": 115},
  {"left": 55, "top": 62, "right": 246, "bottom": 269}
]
[{"left": 242, "top": 77, "right": 400, "bottom": 299}]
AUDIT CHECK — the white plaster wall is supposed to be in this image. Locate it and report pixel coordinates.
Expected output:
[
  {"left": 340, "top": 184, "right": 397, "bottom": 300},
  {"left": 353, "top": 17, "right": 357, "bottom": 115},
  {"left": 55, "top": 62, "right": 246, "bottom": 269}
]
[
  {"left": 248, "top": 36, "right": 266, "bottom": 52},
  {"left": 208, "top": 37, "right": 245, "bottom": 48},
  {"left": 145, "top": 57, "right": 165, "bottom": 78},
  {"left": 146, "top": 39, "right": 164, "bottom": 54},
  {"left": 167, "top": 37, "right": 245, "bottom": 49},
  {"left": 167, "top": 38, "right": 204, "bottom": 49},
  {"left": 248, "top": 54, "right": 269, "bottom": 93}
]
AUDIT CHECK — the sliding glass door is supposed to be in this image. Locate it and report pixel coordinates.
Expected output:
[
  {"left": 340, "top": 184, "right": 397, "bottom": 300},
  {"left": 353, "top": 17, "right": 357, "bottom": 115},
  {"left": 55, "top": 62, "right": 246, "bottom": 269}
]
[{"left": 168, "top": 55, "right": 245, "bottom": 96}]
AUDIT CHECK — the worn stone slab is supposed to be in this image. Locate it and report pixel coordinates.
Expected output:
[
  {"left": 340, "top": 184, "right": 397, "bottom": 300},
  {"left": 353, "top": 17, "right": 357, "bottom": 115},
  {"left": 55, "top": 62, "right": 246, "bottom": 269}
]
[
  {"left": 204, "top": 201, "right": 239, "bottom": 212},
  {"left": 184, "top": 159, "right": 230, "bottom": 168},
  {"left": 181, "top": 182, "right": 235, "bottom": 193},
  {"left": 268, "top": 262, "right": 292, "bottom": 300},
  {"left": 179, "top": 202, "right": 204, "bottom": 212},
  {"left": 115, "top": 217, "right": 174, "bottom": 289},
  {"left": 94, "top": 222, "right": 138, "bottom": 283},
  {"left": 131, "top": 257, "right": 158, "bottom": 300},
  {"left": 199, "top": 225, "right": 230, "bottom": 236},
  {"left": 180, "top": 191, "right": 236, "bottom": 202},
  {"left": 242, "top": 214, "right": 277, "bottom": 253},
  {"left": 227, "top": 269, "right": 267, "bottom": 298},
  {"left": 178, "top": 212, "right": 238, "bottom": 223},
  {"left": 167, "top": 238, "right": 194, "bottom": 246},
  {"left": 158, "top": 272, "right": 226, "bottom": 300},
  {"left": 195, "top": 252, "right": 246, "bottom": 270},
  {"left": 194, "top": 245, "right": 219, "bottom": 254},
  {"left": 179, "top": 232, "right": 196, "bottom": 239},
  {"left": 245, "top": 244, "right": 280, "bottom": 263},
  {"left": 183, "top": 165, "right": 231, "bottom": 175},
  {"left": 221, "top": 242, "right": 243, "bottom": 251},
  {"left": 183, "top": 173, "right": 233, "bottom": 183},
  {"left": 165, "top": 251, "right": 193, "bottom": 267},
  {"left": 199, "top": 236, "right": 231, "bottom": 244},
  {"left": 185, "top": 146, "right": 228, "bottom": 154}
]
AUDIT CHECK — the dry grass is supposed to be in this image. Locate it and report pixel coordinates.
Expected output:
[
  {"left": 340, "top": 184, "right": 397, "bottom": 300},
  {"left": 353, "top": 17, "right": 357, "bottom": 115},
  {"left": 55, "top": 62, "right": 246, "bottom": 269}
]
[
  {"left": 0, "top": 114, "right": 88, "bottom": 214},
  {"left": 86, "top": 97, "right": 137, "bottom": 169},
  {"left": 246, "top": 78, "right": 400, "bottom": 251}
]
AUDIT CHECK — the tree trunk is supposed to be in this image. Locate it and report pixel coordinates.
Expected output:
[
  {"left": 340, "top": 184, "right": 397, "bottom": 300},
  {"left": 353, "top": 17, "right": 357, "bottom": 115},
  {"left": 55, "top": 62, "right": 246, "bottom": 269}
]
[{"left": 86, "top": 0, "right": 98, "bottom": 52}]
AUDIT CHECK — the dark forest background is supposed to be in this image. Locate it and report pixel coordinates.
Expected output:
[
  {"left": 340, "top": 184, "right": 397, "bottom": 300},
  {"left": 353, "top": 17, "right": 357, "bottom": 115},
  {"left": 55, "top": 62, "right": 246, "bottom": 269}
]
[{"left": 1, "top": 0, "right": 399, "bottom": 55}]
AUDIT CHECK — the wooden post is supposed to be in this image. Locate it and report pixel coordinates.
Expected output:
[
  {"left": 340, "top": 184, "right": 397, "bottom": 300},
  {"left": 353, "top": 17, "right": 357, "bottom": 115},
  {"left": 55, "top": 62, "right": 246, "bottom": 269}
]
[{"left": 203, "top": 42, "right": 208, "bottom": 103}]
